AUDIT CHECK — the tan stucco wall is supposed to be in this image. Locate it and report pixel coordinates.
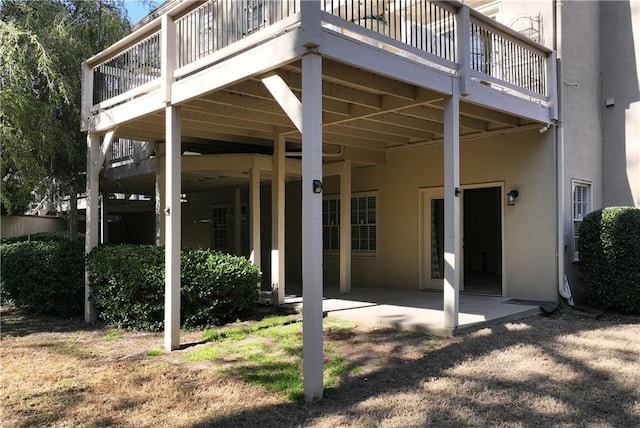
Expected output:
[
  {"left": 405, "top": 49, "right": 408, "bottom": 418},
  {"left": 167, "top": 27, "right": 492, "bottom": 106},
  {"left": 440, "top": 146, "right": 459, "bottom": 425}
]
[{"left": 322, "top": 129, "right": 558, "bottom": 302}]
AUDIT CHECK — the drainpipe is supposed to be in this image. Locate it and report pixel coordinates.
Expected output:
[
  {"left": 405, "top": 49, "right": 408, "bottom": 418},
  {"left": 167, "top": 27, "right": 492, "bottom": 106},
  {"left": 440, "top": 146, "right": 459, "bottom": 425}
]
[{"left": 554, "top": 0, "right": 573, "bottom": 305}]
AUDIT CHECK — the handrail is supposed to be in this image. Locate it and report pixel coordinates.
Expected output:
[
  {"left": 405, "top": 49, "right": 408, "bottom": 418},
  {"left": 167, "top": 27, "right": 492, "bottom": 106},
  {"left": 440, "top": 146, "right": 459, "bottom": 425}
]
[{"left": 85, "top": 0, "right": 554, "bottom": 111}]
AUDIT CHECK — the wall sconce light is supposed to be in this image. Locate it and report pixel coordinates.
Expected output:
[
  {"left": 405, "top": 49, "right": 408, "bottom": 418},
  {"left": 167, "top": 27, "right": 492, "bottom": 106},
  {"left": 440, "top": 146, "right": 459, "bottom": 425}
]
[
  {"left": 507, "top": 190, "right": 519, "bottom": 206},
  {"left": 312, "top": 179, "right": 323, "bottom": 194}
]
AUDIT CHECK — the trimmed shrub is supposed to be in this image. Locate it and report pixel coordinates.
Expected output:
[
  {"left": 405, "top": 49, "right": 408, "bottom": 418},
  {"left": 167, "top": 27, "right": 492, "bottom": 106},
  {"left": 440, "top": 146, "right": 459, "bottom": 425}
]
[
  {"left": 578, "top": 207, "right": 640, "bottom": 313},
  {"left": 181, "top": 248, "right": 261, "bottom": 328},
  {"left": 0, "top": 238, "right": 84, "bottom": 316},
  {"left": 87, "top": 245, "right": 261, "bottom": 330},
  {"left": 87, "top": 245, "right": 165, "bottom": 331}
]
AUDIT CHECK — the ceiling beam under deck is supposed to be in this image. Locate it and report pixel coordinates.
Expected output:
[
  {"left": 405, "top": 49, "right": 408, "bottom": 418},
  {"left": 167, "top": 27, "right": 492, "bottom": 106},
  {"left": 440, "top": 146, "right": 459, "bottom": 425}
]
[
  {"left": 323, "top": 123, "right": 410, "bottom": 146},
  {"left": 336, "top": 117, "right": 435, "bottom": 141},
  {"left": 288, "top": 131, "right": 387, "bottom": 152},
  {"left": 224, "top": 79, "right": 351, "bottom": 117},
  {"left": 399, "top": 105, "right": 490, "bottom": 132},
  {"left": 137, "top": 115, "right": 277, "bottom": 143},
  {"left": 283, "top": 60, "right": 418, "bottom": 101},
  {"left": 273, "top": 70, "right": 382, "bottom": 110},
  {"left": 370, "top": 111, "right": 445, "bottom": 135},
  {"left": 183, "top": 100, "right": 294, "bottom": 128}
]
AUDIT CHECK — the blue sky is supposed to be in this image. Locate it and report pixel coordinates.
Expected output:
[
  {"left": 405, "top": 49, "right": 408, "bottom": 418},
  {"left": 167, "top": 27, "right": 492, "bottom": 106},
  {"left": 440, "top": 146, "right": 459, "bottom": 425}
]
[{"left": 123, "top": 1, "right": 159, "bottom": 25}]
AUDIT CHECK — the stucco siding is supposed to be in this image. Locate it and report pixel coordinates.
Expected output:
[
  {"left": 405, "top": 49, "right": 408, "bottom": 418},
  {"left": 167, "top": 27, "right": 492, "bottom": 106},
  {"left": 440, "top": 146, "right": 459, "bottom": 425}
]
[
  {"left": 601, "top": 0, "right": 640, "bottom": 207},
  {"left": 322, "top": 129, "right": 557, "bottom": 301}
]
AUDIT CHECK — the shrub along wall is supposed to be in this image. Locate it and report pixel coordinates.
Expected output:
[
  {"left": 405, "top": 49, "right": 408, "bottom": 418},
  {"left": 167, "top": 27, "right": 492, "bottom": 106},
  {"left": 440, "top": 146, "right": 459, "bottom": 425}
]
[
  {"left": 1, "top": 235, "right": 84, "bottom": 317},
  {"left": 578, "top": 207, "right": 640, "bottom": 314},
  {"left": 87, "top": 245, "right": 261, "bottom": 330}
]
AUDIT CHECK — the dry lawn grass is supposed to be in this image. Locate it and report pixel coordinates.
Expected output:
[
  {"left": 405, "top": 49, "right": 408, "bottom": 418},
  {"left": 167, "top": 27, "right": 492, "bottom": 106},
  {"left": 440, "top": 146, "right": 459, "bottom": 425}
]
[{"left": 1, "top": 304, "right": 639, "bottom": 427}]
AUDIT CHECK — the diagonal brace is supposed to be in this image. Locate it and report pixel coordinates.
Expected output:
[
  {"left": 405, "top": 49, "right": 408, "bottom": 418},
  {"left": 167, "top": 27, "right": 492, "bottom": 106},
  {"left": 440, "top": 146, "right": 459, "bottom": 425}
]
[
  {"left": 261, "top": 73, "right": 303, "bottom": 133},
  {"left": 92, "top": 129, "right": 117, "bottom": 181}
]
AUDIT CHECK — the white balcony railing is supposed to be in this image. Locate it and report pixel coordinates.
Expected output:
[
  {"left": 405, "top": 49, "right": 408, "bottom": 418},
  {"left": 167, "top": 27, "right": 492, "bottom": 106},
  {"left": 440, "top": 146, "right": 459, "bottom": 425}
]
[{"left": 84, "top": 0, "right": 553, "bottom": 122}]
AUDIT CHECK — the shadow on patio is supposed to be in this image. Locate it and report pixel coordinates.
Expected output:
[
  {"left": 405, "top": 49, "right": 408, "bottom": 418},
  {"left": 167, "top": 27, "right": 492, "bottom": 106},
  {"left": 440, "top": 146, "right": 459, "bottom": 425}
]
[{"left": 284, "top": 285, "right": 545, "bottom": 337}]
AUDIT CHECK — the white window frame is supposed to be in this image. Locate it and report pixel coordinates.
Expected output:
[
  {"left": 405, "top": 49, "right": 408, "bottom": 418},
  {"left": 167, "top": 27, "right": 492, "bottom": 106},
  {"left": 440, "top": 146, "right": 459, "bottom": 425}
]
[
  {"left": 322, "top": 197, "right": 341, "bottom": 253},
  {"left": 572, "top": 180, "right": 591, "bottom": 261},
  {"left": 322, "top": 192, "right": 378, "bottom": 255}
]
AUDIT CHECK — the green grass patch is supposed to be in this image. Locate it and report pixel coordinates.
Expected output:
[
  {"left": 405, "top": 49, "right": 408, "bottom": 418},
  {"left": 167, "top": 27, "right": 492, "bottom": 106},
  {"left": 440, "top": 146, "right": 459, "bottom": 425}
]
[
  {"left": 187, "top": 317, "right": 354, "bottom": 400},
  {"left": 103, "top": 330, "right": 123, "bottom": 341},
  {"left": 146, "top": 348, "right": 164, "bottom": 357}
]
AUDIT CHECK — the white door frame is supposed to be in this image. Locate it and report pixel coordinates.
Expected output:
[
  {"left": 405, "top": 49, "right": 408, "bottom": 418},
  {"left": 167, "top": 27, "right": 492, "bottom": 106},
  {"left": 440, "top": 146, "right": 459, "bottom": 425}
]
[{"left": 419, "top": 182, "right": 506, "bottom": 295}]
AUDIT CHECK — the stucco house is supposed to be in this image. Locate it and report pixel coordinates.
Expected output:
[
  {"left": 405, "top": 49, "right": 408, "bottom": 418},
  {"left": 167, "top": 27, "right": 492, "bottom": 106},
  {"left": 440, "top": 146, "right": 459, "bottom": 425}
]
[{"left": 82, "top": 0, "right": 639, "bottom": 398}]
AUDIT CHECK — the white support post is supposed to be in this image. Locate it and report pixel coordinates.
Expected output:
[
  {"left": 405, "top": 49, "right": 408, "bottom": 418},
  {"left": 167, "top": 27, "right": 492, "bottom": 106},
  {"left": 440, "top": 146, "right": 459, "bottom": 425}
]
[
  {"left": 301, "top": 0, "right": 322, "bottom": 48},
  {"left": 456, "top": 5, "right": 471, "bottom": 96},
  {"left": 271, "top": 135, "right": 286, "bottom": 304},
  {"left": 301, "top": 50, "right": 324, "bottom": 401},
  {"left": 161, "top": 14, "right": 176, "bottom": 104},
  {"left": 81, "top": 62, "right": 93, "bottom": 132},
  {"left": 340, "top": 160, "right": 352, "bottom": 294},
  {"left": 443, "top": 89, "right": 461, "bottom": 329},
  {"left": 155, "top": 143, "right": 166, "bottom": 245},
  {"left": 84, "top": 133, "right": 100, "bottom": 322},
  {"left": 249, "top": 167, "right": 261, "bottom": 269},
  {"left": 100, "top": 193, "right": 108, "bottom": 244},
  {"left": 164, "top": 106, "right": 181, "bottom": 351},
  {"left": 234, "top": 187, "right": 242, "bottom": 255}
]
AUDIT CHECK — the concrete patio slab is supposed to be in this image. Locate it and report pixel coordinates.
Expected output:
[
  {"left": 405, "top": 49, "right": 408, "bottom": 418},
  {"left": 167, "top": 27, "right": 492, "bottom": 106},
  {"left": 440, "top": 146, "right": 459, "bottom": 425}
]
[{"left": 286, "top": 287, "right": 543, "bottom": 337}]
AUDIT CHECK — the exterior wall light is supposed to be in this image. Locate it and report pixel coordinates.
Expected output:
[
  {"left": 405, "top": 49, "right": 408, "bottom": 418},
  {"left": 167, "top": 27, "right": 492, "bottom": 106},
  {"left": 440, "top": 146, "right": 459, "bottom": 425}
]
[{"left": 507, "top": 190, "right": 519, "bottom": 206}]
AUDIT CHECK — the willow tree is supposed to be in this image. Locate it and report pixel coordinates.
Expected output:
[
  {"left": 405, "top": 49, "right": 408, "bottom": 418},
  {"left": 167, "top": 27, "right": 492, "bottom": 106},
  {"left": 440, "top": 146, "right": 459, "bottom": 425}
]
[{"left": 0, "top": 0, "right": 140, "bottom": 230}]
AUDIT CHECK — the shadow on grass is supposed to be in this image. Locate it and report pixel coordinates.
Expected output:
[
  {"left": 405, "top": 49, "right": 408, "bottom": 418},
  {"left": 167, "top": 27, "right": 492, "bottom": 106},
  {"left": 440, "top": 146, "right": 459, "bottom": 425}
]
[
  {"left": 192, "top": 313, "right": 640, "bottom": 427},
  {"left": 0, "top": 305, "right": 93, "bottom": 338},
  {"left": 0, "top": 303, "right": 297, "bottom": 339}
]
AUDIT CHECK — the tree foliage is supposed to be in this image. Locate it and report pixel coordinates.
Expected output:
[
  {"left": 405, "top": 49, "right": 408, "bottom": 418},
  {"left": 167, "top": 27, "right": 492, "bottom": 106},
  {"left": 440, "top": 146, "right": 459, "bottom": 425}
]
[{"left": 0, "top": 0, "right": 134, "bottom": 215}]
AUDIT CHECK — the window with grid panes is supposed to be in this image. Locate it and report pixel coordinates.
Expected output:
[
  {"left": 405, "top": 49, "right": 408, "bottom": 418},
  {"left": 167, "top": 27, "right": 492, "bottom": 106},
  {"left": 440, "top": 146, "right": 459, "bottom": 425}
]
[
  {"left": 351, "top": 195, "right": 377, "bottom": 253},
  {"left": 322, "top": 194, "right": 377, "bottom": 253},
  {"left": 572, "top": 181, "right": 591, "bottom": 261},
  {"left": 322, "top": 198, "right": 340, "bottom": 252}
]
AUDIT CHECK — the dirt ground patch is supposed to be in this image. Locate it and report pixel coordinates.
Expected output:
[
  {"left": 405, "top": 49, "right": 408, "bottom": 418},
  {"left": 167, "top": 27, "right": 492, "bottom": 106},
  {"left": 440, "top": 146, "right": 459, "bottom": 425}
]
[{"left": 1, "top": 304, "right": 639, "bottom": 427}]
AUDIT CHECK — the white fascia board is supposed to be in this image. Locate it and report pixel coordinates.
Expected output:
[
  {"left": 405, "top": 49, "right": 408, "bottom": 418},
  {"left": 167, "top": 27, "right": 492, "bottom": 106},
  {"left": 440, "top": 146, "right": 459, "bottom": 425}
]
[
  {"left": 92, "top": 92, "right": 165, "bottom": 133},
  {"left": 171, "top": 29, "right": 308, "bottom": 106},
  {"left": 463, "top": 80, "right": 552, "bottom": 124},
  {"left": 318, "top": 30, "right": 454, "bottom": 97}
]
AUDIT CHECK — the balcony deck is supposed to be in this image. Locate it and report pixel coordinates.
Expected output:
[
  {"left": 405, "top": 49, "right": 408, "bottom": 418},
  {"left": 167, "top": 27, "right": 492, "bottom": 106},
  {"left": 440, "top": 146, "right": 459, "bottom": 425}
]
[{"left": 82, "top": 0, "right": 556, "bottom": 159}]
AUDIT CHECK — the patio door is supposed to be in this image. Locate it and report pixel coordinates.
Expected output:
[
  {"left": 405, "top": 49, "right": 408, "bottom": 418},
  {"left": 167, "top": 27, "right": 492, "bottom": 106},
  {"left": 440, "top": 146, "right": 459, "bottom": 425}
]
[
  {"left": 419, "top": 187, "right": 451, "bottom": 290},
  {"left": 462, "top": 186, "right": 503, "bottom": 295},
  {"left": 419, "top": 185, "right": 504, "bottom": 295}
]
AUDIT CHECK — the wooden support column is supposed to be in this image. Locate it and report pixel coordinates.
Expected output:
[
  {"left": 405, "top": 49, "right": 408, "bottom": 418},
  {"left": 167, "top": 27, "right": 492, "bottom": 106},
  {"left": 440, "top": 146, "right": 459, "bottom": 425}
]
[
  {"left": 456, "top": 5, "right": 471, "bottom": 96},
  {"left": 340, "top": 160, "right": 352, "bottom": 294},
  {"left": 164, "top": 106, "right": 181, "bottom": 351},
  {"left": 234, "top": 187, "right": 242, "bottom": 255},
  {"left": 249, "top": 167, "right": 261, "bottom": 269},
  {"left": 443, "top": 89, "right": 461, "bottom": 329},
  {"left": 155, "top": 143, "right": 166, "bottom": 245},
  {"left": 271, "top": 135, "right": 286, "bottom": 304},
  {"left": 301, "top": 50, "right": 324, "bottom": 401},
  {"left": 84, "top": 133, "right": 100, "bottom": 323},
  {"left": 100, "top": 193, "right": 108, "bottom": 244}
]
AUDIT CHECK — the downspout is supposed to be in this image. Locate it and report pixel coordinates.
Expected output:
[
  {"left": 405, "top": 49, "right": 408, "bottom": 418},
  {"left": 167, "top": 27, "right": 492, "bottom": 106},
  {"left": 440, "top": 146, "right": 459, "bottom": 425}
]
[{"left": 554, "top": 0, "right": 573, "bottom": 305}]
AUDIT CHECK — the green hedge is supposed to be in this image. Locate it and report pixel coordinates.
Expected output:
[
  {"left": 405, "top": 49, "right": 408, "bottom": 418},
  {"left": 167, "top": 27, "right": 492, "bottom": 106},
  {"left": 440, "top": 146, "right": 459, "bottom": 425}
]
[
  {"left": 87, "top": 245, "right": 261, "bottom": 330},
  {"left": 578, "top": 207, "right": 640, "bottom": 313},
  {"left": 87, "top": 245, "right": 165, "bottom": 330},
  {"left": 0, "top": 231, "right": 78, "bottom": 245},
  {"left": 0, "top": 238, "right": 84, "bottom": 316}
]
